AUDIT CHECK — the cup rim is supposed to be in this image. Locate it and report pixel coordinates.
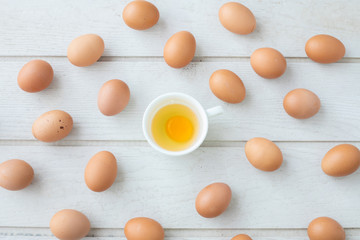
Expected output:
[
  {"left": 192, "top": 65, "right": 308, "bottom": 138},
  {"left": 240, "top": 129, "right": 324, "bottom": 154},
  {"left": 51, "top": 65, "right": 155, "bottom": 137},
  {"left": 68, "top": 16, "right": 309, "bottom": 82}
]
[{"left": 142, "top": 92, "right": 209, "bottom": 156}]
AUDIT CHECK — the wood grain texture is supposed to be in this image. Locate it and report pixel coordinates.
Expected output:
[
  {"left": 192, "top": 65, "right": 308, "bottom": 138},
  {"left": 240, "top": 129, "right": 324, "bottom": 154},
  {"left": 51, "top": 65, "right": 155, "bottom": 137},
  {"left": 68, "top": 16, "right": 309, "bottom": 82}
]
[
  {"left": 1, "top": 0, "right": 360, "bottom": 238},
  {"left": 0, "top": 143, "right": 359, "bottom": 229},
  {"left": 0, "top": 0, "right": 359, "bottom": 57},
  {"left": 0, "top": 60, "right": 359, "bottom": 141}
]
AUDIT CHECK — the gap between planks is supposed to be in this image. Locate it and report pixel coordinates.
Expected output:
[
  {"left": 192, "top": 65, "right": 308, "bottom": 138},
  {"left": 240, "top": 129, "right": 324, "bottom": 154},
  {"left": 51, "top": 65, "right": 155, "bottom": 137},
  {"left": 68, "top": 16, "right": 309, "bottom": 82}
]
[
  {"left": 0, "top": 140, "right": 359, "bottom": 147},
  {"left": 0, "top": 56, "right": 359, "bottom": 63}
]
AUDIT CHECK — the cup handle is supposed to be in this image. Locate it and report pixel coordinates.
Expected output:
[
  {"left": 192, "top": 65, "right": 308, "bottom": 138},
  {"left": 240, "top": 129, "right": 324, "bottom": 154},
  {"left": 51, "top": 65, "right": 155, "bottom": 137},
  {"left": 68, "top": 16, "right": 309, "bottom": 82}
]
[{"left": 206, "top": 106, "right": 223, "bottom": 118}]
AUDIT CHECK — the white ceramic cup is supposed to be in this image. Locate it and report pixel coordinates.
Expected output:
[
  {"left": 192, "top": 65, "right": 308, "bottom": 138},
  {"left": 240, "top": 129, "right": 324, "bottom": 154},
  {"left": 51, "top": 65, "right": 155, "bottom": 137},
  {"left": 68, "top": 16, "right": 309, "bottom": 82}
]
[{"left": 143, "top": 92, "right": 223, "bottom": 156}]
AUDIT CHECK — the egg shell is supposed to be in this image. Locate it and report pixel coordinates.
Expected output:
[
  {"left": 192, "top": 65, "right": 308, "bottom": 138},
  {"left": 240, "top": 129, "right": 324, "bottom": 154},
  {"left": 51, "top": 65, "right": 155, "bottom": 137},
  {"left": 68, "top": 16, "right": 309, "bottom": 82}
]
[
  {"left": 305, "top": 34, "right": 345, "bottom": 64},
  {"left": 209, "top": 69, "right": 246, "bottom": 104},
  {"left": 283, "top": 88, "right": 321, "bottom": 119},
  {"left": 322, "top": 144, "right": 360, "bottom": 177},
  {"left": 245, "top": 137, "right": 283, "bottom": 172},
  {"left": 124, "top": 217, "right": 164, "bottom": 240},
  {"left": 232, "top": 234, "right": 252, "bottom": 240},
  {"left": 250, "top": 48, "right": 287, "bottom": 79},
  {"left": 50, "top": 209, "right": 90, "bottom": 240},
  {"left": 163, "top": 31, "right": 196, "bottom": 68},
  {"left": 98, "top": 79, "right": 130, "bottom": 116},
  {"left": 32, "top": 110, "right": 73, "bottom": 142},
  {"left": 85, "top": 151, "right": 118, "bottom": 192},
  {"left": 17, "top": 60, "right": 53, "bottom": 93},
  {"left": 308, "top": 217, "right": 345, "bottom": 240},
  {"left": 219, "top": 2, "right": 256, "bottom": 35},
  {"left": 0, "top": 159, "right": 34, "bottom": 191},
  {"left": 195, "top": 182, "right": 232, "bottom": 218},
  {"left": 123, "top": 0, "right": 159, "bottom": 30},
  {"left": 67, "top": 34, "right": 104, "bottom": 67}
]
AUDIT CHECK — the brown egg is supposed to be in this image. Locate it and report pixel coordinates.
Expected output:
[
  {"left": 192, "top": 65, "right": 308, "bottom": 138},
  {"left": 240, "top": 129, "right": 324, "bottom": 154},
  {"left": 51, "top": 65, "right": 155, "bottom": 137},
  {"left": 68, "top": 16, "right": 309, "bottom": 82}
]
[
  {"left": 0, "top": 159, "right": 34, "bottom": 191},
  {"left": 209, "top": 69, "right": 246, "bottom": 104},
  {"left": 250, "top": 48, "right": 287, "bottom": 79},
  {"left": 322, "top": 144, "right": 360, "bottom": 177},
  {"left": 98, "top": 79, "right": 130, "bottom": 116},
  {"left": 124, "top": 217, "right": 164, "bottom": 240},
  {"left": 123, "top": 0, "right": 159, "bottom": 30},
  {"left": 50, "top": 209, "right": 90, "bottom": 240},
  {"left": 232, "top": 234, "right": 252, "bottom": 240},
  {"left": 305, "top": 34, "right": 345, "bottom": 64},
  {"left": 85, "top": 151, "right": 118, "bottom": 192},
  {"left": 245, "top": 137, "right": 283, "bottom": 172},
  {"left": 308, "top": 217, "right": 345, "bottom": 240},
  {"left": 32, "top": 110, "right": 73, "bottom": 142},
  {"left": 67, "top": 34, "right": 104, "bottom": 67},
  {"left": 283, "top": 88, "right": 321, "bottom": 119},
  {"left": 219, "top": 2, "right": 256, "bottom": 35},
  {"left": 195, "top": 182, "right": 232, "bottom": 218},
  {"left": 17, "top": 60, "right": 53, "bottom": 93},
  {"left": 163, "top": 31, "right": 196, "bottom": 68}
]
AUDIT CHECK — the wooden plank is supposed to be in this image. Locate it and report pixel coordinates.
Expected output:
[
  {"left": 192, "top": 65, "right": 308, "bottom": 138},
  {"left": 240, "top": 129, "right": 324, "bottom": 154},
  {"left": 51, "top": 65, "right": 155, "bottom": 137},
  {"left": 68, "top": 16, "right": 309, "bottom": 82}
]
[
  {"left": 0, "top": 60, "right": 359, "bottom": 141},
  {"left": 0, "top": 0, "right": 359, "bottom": 57},
  {"left": 0, "top": 227, "right": 316, "bottom": 238},
  {"left": 0, "top": 143, "right": 359, "bottom": 229}
]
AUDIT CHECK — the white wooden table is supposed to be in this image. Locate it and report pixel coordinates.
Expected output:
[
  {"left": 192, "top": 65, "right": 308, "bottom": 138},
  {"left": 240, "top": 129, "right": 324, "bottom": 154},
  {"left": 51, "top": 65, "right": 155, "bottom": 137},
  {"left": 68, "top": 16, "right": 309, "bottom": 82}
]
[{"left": 0, "top": 0, "right": 359, "bottom": 239}]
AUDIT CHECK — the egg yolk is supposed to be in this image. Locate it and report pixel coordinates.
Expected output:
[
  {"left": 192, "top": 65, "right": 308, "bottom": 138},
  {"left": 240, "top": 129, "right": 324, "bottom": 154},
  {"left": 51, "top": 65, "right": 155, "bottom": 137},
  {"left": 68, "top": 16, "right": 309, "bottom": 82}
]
[{"left": 166, "top": 116, "right": 194, "bottom": 142}]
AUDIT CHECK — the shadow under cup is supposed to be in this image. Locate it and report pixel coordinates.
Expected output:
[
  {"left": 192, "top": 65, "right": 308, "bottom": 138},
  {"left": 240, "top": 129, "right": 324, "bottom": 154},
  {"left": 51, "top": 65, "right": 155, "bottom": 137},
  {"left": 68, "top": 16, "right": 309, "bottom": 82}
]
[{"left": 143, "top": 93, "right": 209, "bottom": 156}]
